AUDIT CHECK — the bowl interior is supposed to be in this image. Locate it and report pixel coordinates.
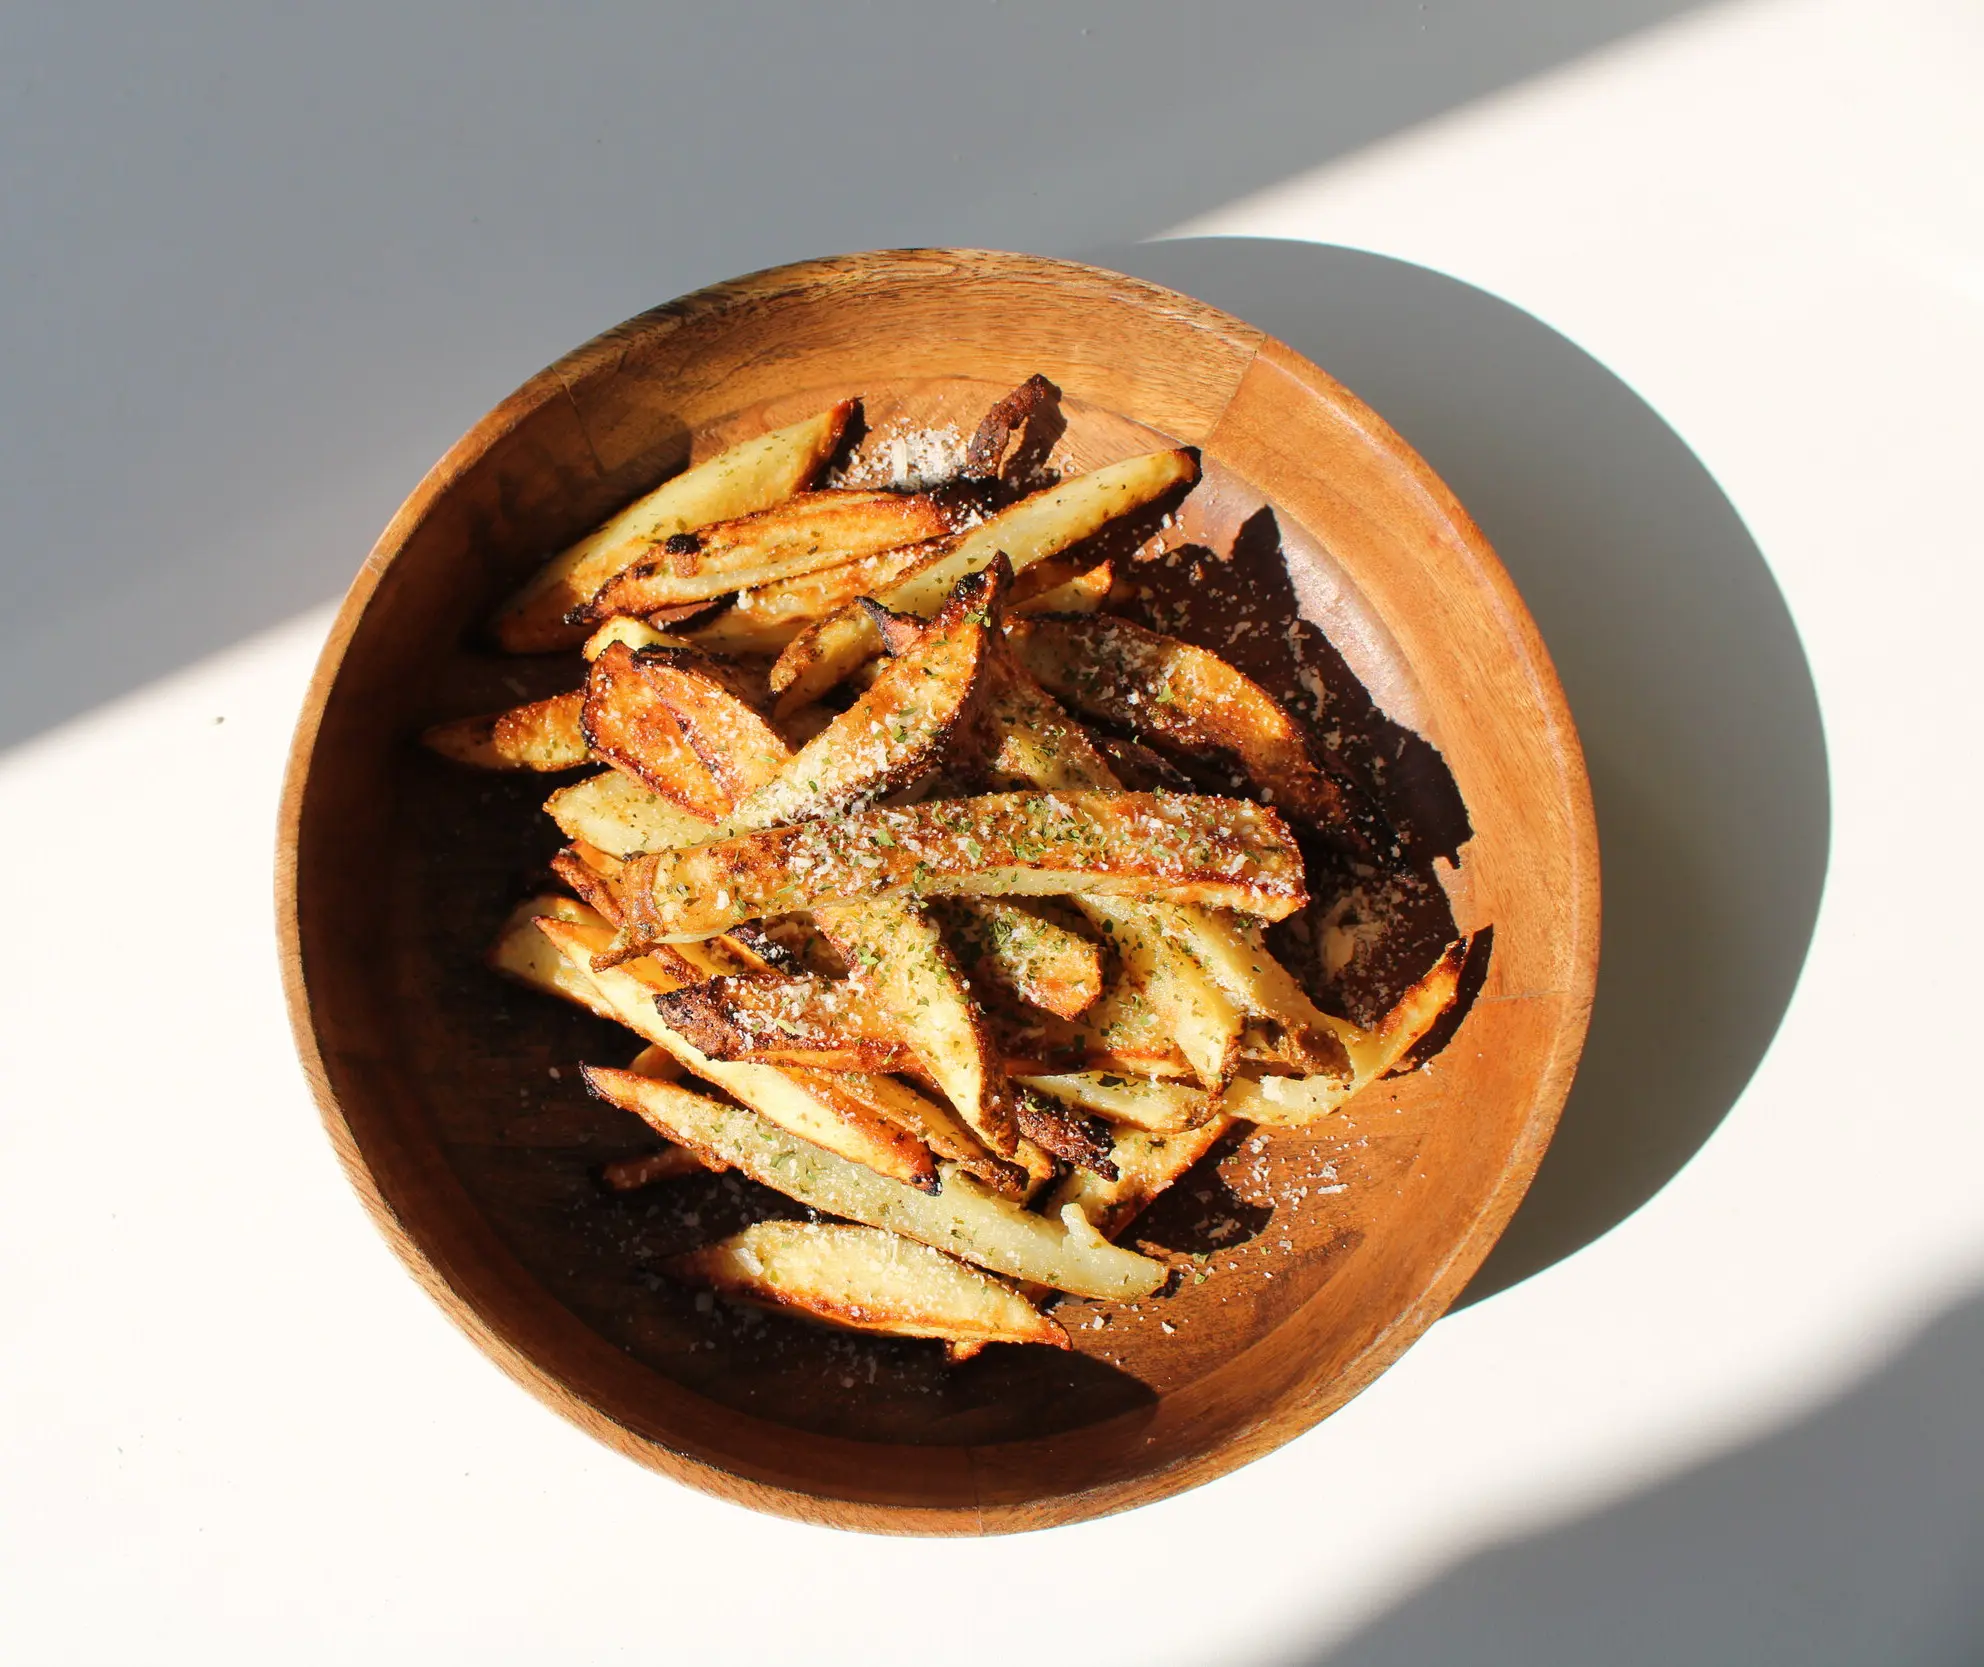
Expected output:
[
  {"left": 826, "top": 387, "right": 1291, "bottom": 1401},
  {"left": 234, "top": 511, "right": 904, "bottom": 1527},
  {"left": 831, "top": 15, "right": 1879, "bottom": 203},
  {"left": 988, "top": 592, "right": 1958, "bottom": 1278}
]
[{"left": 282, "top": 252, "right": 1596, "bottom": 1532}]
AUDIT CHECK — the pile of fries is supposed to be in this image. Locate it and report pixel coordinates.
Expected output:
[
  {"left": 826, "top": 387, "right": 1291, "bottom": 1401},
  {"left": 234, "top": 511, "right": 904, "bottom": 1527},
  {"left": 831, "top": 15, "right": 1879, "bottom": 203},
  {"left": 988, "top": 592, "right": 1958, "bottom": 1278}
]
[{"left": 425, "top": 379, "right": 1466, "bottom": 1360}]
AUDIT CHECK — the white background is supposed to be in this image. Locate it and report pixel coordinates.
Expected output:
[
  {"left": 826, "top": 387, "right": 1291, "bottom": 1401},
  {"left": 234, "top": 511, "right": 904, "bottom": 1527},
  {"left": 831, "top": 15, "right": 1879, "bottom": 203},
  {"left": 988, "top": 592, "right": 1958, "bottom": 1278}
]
[{"left": 4, "top": 2, "right": 1981, "bottom": 1661}]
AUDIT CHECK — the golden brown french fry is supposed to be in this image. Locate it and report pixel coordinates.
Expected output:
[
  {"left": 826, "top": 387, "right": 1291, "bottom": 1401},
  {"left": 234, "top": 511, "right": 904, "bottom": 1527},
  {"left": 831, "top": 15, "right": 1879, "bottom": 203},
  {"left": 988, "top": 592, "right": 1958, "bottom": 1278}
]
[
  {"left": 610, "top": 791, "right": 1309, "bottom": 944},
  {"left": 720, "top": 564, "right": 997, "bottom": 831},
  {"left": 765, "top": 449, "right": 1198, "bottom": 712},
  {"left": 579, "top": 489, "right": 970, "bottom": 619},
  {"left": 543, "top": 771, "right": 715, "bottom": 858},
  {"left": 580, "top": 642, "right": 734, "bottom": 820},
  {"left": 653, "top": 972, "right": 909, "bottom": 1073},
  {"left": 933, "top": 898, "right": 1103, "bottom": 1019},
  {"left": 582, "top": 1067, "right": 1167, "bottom": 1300},
  {"left": 1009, "top": 558, "right": 1113, "bottom": 618},
  {"left": 1016, "top": 1071, "right": 1220, "bottom": 1134},
  {"left": 628, "top": 652, "right": 791, "bottom": 808},
  {"left": 491, "top": 401, "right": 854, "bottom": 653},
  {"left": 814, "top": 898, "right": 1018, "bottom": 1157},
  {"left": 581, "top": 618, "right": 700, "bottom": 661},
  {"left": 1005, "top": 614, "right": 1387, "bottom": 854},
  {"left": 421, "top": 689, "right": 588, "bottom": 771},
  {"left": 667, "top": 1222, "right": 1067, "bottom": 1350}
]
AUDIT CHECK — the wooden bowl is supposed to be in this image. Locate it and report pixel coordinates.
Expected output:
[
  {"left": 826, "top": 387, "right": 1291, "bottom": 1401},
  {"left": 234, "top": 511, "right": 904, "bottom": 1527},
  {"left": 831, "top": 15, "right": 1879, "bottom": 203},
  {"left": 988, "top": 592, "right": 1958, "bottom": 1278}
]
[{"left": 278, "top": 249, "right": 1597, "bottom": 1533}]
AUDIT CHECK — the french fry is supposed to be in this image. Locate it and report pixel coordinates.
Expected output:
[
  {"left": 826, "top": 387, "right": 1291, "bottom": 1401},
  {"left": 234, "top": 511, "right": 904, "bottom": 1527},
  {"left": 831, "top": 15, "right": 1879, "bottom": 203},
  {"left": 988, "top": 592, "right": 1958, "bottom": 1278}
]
[
  {"left": 667, "top": 1221, "right": 1067, "bottom": 1350},
  {"left": 1049, "top": 939, "right": 1469, "bottom": 1237},
  {"left": 531, "top": 912, "right": 940, "bottom": 1193},
  {"left": 766, "top": 449, "right": 1198, "bottom": 712},
  {"left": 581, "top": 642, "right": 735, "bottom": 820},
  {"left": 686, "top": 534, "right": 953, "bottom": 657},
  {"left": 1005, "top": 614, "right": 1388, "bottom": 854},
  {"left": 1010, "top": 558, "right": 1114, "bottom": 618},
  {"left": 421, "top": 689, "right": 589, "bottom": 771},
  {"left": 629, "top": 651, "right": 792, "bottom": 808},
  {"left": 582, "top": 1067, "right": 1167, "bottom": 1300},
  {"left": 1017, "top": 1072, "right": 1220, "bottom": 1135},
  {"left": 581, "top": 617, "right": 700, "bottom": 661},
  {"left": 717, "top": 566, "right": 996, "bottom": 831},
  {"left": 578, "top": 489, "right": 971, "bottom": 620},
  {"left": 653, "top": 972, "right": 909, "bottom": 1074},
  {"left": 1013, "top": 1086, "right": 1118, "bottom": 1178},
  {"left": 491, "top": 401, "right": 854, "bottom": 653},
  {"left": 610, "top": 791, "right": 1309, "bottom": 944},
  {"left": 1051, "top": 1118, "right": 1235, "bottom": 1242},
  {"left": 933, "top": 898, "right": 1103, "bottom": 1019},
  {"left": 814, "top": 898, "right": 1018, "bottom": 1157},
  {"left": 543, "top": 770, "right": 716, "bottom": 857}
]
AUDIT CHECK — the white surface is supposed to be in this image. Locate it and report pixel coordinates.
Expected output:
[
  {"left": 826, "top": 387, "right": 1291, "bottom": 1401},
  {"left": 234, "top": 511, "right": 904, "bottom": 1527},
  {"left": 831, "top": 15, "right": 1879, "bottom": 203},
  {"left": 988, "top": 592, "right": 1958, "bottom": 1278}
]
[{"left": 4, "top": 1, "right": 1982, "bottom": 1662}]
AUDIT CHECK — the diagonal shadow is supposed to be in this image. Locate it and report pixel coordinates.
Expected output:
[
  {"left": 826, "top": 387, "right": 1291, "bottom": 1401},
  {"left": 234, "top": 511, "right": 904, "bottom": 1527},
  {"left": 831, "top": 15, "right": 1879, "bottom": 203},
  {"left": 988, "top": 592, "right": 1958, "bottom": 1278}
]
[
  {"left": 1, "top": 0, "right": 1706, "bottom": 753},
  {"left": 1277, "top": 1290, "right": 1984, "bottom": 1667},
  {"left": 1085, "top": 238, "right": 1828, "bottom": 1302}
]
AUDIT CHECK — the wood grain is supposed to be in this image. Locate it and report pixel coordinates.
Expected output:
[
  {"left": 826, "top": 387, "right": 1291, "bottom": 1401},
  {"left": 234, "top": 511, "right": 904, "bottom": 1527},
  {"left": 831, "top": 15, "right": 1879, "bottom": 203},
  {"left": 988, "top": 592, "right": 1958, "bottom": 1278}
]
[{"left": 277, "top": 249, "right": 1598, "bottom": 1534}]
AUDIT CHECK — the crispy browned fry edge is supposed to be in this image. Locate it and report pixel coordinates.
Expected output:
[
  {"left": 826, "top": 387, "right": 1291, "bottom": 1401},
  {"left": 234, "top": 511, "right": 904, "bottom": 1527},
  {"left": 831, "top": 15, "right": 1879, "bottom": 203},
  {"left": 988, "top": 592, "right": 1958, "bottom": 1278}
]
[
  {"left": 1090, "top": 732, "right": 1196, "bottom": 793},
  {"left": 491, "top": 401, "right": 853, "bottom": 653},
  {"left": 421, "top": 688, "right": 589, "bottom": 771},
  {"left": 1014, "top": 1086, "right": 1117, "bottom": 1178},
  {"left": 654, "top": 973, "right": 910, "bottom": 1074},
  {"left": 630, "top": 651, "right": 792, "bottom": 806},
  {"left": 806, "top": 1067, "right": 1032, "bottom": 1199},
  {"left": 964, "top": 372, "right": 1060, "bottom": 480},
  {"left": 581, "top": 642, "right": 735, "bottom": 821},
  {"left": 578, "top": 488, "right": 968, "bottom": 621},
  {"left": 666, "top": 1221, "right": 1067, "bottom": 1350},
  {"left": 1005, "top": 614, "right": 1389, "bottom": 856}
]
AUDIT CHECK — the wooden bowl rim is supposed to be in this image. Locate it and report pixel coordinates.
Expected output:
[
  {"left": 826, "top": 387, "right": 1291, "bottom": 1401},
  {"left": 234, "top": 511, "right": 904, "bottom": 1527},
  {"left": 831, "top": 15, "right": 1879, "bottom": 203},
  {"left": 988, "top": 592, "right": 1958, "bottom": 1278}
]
[{"left": 277, "top": 247, "right": 1599, "bottom": 1533}]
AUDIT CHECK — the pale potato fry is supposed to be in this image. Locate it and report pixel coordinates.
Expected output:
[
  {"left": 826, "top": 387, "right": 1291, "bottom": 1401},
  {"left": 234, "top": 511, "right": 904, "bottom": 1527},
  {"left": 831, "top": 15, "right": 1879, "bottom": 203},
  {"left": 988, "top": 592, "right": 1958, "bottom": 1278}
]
[
  {"left": 1005, "top": 614, "right": 1387, "bottom": 855},
  {"left": 492, "top": 401, "right": 854, "bottom": 652},
  {"left": 582, "top": 1067, "right": 1167, "bottom": 1300},
  {"left": 544, "top": 770, "right": 716, "bottom": 857},
  {"left": 610, "top": 791, "right": 1309, "bottom": 944},
  {"left": 1017, "top": 1071, "right": 1219, "bottom": 1134},
  {"left": 1010, "top": 558, "right": 1113, "bottom": 618},
  {"left": 933, "top": 898, "right": 1103, "bottom": 1019},
  {"left": 579, "top": 489, "right": 970, "bottom": 619},
  {"left": 532, "top": 913, "right": 940, "bottom": 1192},
  {"left": 764, "top": 605, "right": 884, "bottom": 716},
  {"left": 765, "top": 449, "right": 1198, "bottom": 712},
  {"left": 421, "top": 688, "right": 588, "bottom": 771},
  {"left": 667, "top": 1221, "right": 1067, "bottom": 1350},
  {"left": 581, "top": 642, "right": 734, "bottom": 820}
]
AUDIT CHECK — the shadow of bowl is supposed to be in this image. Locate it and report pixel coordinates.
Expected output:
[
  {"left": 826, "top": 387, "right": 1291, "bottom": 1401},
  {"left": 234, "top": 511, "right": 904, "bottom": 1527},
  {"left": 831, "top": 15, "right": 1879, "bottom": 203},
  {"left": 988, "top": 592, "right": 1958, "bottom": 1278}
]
[{"left": 1084, "top": 237, "right": 1829, "bottom": 1302}]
